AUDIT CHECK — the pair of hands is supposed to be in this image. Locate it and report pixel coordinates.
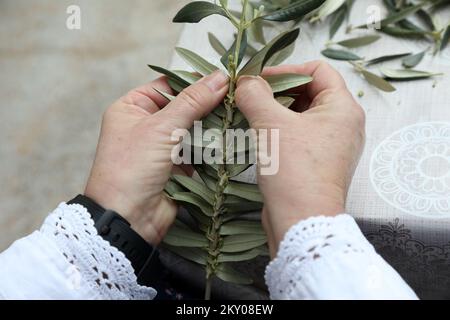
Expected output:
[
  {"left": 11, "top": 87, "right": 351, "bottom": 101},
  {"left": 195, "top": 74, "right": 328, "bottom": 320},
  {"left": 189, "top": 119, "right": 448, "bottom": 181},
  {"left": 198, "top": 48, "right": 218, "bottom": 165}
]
[{"left": 85, "top": 61, "right": 365, "bottom": 257}]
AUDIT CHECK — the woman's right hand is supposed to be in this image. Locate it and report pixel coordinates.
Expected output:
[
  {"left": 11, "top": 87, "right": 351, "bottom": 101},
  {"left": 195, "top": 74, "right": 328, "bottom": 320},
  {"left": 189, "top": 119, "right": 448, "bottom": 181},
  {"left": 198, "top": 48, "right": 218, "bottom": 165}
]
[{"left": 235, "top": 61, "right": 366, "bottom": 257}]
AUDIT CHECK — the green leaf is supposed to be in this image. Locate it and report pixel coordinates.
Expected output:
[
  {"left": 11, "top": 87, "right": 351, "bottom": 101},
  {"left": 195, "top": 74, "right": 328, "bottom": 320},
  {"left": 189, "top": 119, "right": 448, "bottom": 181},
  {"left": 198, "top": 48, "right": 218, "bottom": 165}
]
[
  {"left": 360, "top": 70, "right": 396, "bottom": 92},
  {"left": 336, "top": 35, "right": 381, "bottom": 48},
  {"left": 220, "top": 220, "right": 265, "bottom": 235},
  {"left": 321, "top": 48, "right": 362, "bottom": 60},
  {"left": 153, "top": 87, "right": 175, "bottom": 101},
  {"left": 329, "top": 3, "right": 347, "bottom": 39},
  {"left": 171, "top": 175, "right": 215, "bottom": 205},
  {"left": 216, "top": 264, "right": 253, "bottom": 285},
  {"left": 441, "top": 25, "right": 450, "bottom": 51},
  {"left": 245, "top": 4, "right": 266, "bottom": 45},
  {"left": 164, "top": 245, "right": 207, "bottom": 265},
  {"left": 276, "top": 96, "right": 296, "bottom": 108},
  {"left": 164, "top": 223, "right": 208, "bottom": 247},
  {"left": 263, "top": 73, "right": 313, "bottom": 93},
  {"left": 239, "top": 28, "right": 300, "bottom": 76},
  {"left": 224, "top": 181, "right": 263, "bottom": 202},
  {"left": 224, "top": 197, "right": 263, "bottom": 214},
  {"left": 218, "top": 246, "right": 268, "bottom": 263},
  {"left": 202, "top": 112, "right": 223, "bottom": 129},
  {"left": 208, "top": 32, "right": 227, "bottom": 56},
  {"left": 195, "top": 166, "right": 217, "bottom": 191},
  {"left": 380, "top": 67, "right": 443, "bottom": 80},
  {"left": 262, "top": 0, "right": 326, "bottom": 21},
  {"left": 173, "top": 1, "right": 228, "bottom": 23},
  {"left": 221, "top": 234, "right": 267, "bottom": 253},
  {"left": 402, "top": 51, "right": 426, "bottom": 68},
  {"left": 226, "top": 163, "right": 252, "bottom": 177},
  {"left": 310, "top": 0, "right": 346, "bottom": 23},
  {"left": 169, "top": 192, "right": 213, "bottom": 216},
  {"left": 148, "top": 65, "right": 190, "bottom": 88},
  {"left": 175, "top": 47, "right": 219, "bottom": 76},
  {"left": 221, "top": 31, "right": 248, "bottom": 68},
  {"left": 172, "top": 70, "right": 201, "bottom": 84},
  {"left": 365, "top": 52, "right": 411, "bottom": 66},
  {"left": 164, "top": 180, "right": 185, "bottom": 196},
  {"left": 266, "top": 42, "right": 296, "bottom": 66},
  {"left": 380, "top": 26, "right": 428, "bottom": 38}
]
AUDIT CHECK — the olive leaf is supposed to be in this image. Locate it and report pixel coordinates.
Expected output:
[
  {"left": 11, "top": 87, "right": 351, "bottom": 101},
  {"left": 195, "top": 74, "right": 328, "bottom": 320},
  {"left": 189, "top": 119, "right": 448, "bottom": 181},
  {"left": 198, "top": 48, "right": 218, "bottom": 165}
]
[
  {"left": 164, "top": 245, "right": 207, "bottom": 265},
  {"left": 164, "top": 223, "right": 208, "bottom": 247},
  {"left": 224, "top": 180, "right": 263, "bottom": 202},
  {"left": 276, "top": 96, "right": 296, "bottom": 108},
  {"left": 266, "top": 42, "right": 296, "bottom": 66},
  {"left": 220, "top": 220, "right": 265, "bottom": 235},
  {"left": 173, "top": 70, "right": 201, "bottom": 84},
  {"left": 218, "top": 246, "right": 267, "bottom": 263},
  {"left": 335, "top": 35, "right": 381, "bottom": 48},
  {"left": 380, "top": 67, "right": 444, "bottom": 80},
  {"left": 245, "top": 3, "right": 266, "bottom": 45},
  {"left": 153, "top": 87, "right": 175, "bottom": 101},
  {"left": 208, "top": 32, "right": 227, "bottom": 56},
  {"left": 380, "top": 26, "right": 428, "bottom": 38},
  {"left": 221, "top": 31, "right": 248, "bottom": 68},
  {"left": 360, "top": 69, "right": 396, "bottom": 92},
  {"left": 175, "top": 47, "right": 219, "bottom": 75},
  {"left": 216, "top": 264, "right": 253, "bottom": 285},
  {"left": 329, "top": 0, "right": 351, "bottom": 39},
  {"left": 441, "top": 25, "right": 450, "bottom": 51},
  {"left": 173, "top": 1, "right": 228, "bottom": 23},
  {"left": 239, "top": 28, "right": 300, "bottom": 76},
  {"left": 262, "top": 0, "right": 327, "bottom": 21},
  {"left": 171, "top": 175, "right": 215, "bottom": 205},
  {"left": 321, "top": 48, "right": 362, "bottom": 60},
  {"left": 309, "top": 0, "right": 346, "bottom": 23},
  {"left": 263, "top": 73, "right": 313, "bottom": 93},
  {"left": 365, "top": 52, "right": 411, "bottom": 66},
  {"left": 222, "top": 234, "right": 267, "bottom": 253},
  {"left": 148, "top": 65, "right": 190, "bottom": 88},
  {"left": 402, "top": 51, "right": 426, "bottom": 68},
  {"left": 226, "top": 163, "right": 252, "bottom": 177},
  {"left": 168, "top": 192, "right": 213, "bottom": 216}
]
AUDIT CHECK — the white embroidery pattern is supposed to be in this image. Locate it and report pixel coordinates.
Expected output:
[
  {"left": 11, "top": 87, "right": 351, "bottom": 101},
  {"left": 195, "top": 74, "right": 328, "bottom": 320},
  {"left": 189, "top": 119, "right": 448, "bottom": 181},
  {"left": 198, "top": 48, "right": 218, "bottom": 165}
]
[{"left": 370, "top": 122, "right": 450, "bottom": 218}]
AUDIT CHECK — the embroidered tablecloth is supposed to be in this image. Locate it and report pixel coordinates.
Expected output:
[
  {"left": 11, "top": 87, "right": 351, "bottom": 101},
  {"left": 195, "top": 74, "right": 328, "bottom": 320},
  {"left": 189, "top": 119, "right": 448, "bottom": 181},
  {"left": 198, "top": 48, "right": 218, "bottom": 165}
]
[{"left": 162, "top": 0, "right": 450, "bottom": 299}]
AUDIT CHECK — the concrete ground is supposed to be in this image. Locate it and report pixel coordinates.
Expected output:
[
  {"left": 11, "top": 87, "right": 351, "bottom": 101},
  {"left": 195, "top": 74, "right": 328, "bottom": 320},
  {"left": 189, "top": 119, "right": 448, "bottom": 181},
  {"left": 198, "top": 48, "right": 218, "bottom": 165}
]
[{"left": 0, "top": 0, "right": 188, "bottom": 250}]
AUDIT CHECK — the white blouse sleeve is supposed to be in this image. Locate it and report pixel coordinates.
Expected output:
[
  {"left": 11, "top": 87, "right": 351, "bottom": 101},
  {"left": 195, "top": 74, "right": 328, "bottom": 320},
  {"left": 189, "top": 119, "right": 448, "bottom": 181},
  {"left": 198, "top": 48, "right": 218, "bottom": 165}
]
[
  {"left": 0, "top": 203, "right": 156, "bottom": 300},
  {"left": 265, "top": 214, "right": 418, "bottom": 300}
]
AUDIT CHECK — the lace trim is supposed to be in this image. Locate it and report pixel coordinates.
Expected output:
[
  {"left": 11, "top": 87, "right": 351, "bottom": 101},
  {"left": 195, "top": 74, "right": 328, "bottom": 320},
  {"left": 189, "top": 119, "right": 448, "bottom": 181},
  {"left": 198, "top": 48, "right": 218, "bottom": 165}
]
[
  {"left": 265, "top": 214, "right": 375, "bottom": 299},
  {"left": 40, "top": 203, "right": 156, "bottom": 300}
]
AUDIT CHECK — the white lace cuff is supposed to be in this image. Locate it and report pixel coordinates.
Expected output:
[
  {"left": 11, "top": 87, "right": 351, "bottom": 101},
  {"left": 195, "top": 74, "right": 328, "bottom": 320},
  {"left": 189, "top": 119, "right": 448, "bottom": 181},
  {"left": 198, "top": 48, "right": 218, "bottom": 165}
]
[
  {"left": 265, "top": 214, "right": 418, "bottom": 300},
  {"left": 40, "top": 203, "right": 156, "bottom": 300}
]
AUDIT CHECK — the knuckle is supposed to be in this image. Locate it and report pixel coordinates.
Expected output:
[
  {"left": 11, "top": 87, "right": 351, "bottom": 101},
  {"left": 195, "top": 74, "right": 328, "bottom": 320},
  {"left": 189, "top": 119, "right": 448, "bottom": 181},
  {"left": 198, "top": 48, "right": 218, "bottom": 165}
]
[{"left": 179, "top": 85, "right": 209, "bottom": 113}]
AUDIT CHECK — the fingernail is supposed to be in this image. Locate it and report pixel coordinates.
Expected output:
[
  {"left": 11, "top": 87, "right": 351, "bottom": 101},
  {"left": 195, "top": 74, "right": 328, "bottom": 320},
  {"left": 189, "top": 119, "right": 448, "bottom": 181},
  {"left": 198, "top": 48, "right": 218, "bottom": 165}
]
[
  {"left": 237, "top": 75, "right": 259, "bottom": 86},
  {"left": 200, "top": 70, "right": 229, "bottom": 91}
]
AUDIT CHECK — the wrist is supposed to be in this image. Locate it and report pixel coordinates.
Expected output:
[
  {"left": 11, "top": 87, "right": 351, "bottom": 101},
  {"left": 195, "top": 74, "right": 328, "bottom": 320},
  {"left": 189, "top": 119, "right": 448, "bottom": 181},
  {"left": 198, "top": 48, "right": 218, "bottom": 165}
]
[
  {"left": 84, "top": 178, "right": 164, "bottom": 245},
  {"left": 266, "top": 185, "right": 346, "bottom": 247}
]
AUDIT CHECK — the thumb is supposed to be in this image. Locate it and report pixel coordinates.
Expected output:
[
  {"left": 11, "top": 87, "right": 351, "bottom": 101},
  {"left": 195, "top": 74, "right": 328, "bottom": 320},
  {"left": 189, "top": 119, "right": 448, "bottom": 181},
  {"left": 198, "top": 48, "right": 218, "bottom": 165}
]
[
  {"left": 158, "top": 70, "right": 229, "bottom": 129},
  {"left": 235, "top": 76, "right": 287, "bottom": 128}
]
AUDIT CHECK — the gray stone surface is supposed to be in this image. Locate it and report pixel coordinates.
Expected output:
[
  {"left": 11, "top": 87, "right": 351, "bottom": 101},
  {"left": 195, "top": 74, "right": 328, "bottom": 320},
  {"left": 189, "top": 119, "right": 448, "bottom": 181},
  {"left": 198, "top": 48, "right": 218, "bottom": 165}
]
[{"left": 0, "top": 0, "right": 188, "bottom": 250}]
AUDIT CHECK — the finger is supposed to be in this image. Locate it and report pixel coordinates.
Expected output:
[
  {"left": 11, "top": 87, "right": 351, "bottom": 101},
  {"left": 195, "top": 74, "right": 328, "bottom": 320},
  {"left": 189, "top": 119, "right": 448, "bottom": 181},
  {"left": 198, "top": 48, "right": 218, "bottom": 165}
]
[
  {"left": 262, "top": 60, "right": 347, "bottom": 100},
  {"left": 235, "top": 75, "right": 290, "bottom": 128},
  {"left": 155, "top": 70, "right": 229, "bottom": 129},
  {"left": 121, "top": 76, "right": 174, "bottom": 114}
]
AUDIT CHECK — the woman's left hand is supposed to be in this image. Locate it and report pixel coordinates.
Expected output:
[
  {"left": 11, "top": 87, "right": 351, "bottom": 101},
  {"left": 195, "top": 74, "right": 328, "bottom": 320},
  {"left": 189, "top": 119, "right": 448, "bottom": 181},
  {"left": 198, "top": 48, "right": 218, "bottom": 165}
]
[{"left": 85, "top": 70, "right": 228, "bottom": 245}]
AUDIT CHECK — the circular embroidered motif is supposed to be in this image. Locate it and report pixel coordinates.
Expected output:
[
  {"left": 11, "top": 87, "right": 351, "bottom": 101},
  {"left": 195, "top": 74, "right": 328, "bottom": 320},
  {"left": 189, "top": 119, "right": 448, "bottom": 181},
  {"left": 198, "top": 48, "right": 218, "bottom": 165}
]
[{"left": 370, "top": 122, "right": 450, "bottom": 218}]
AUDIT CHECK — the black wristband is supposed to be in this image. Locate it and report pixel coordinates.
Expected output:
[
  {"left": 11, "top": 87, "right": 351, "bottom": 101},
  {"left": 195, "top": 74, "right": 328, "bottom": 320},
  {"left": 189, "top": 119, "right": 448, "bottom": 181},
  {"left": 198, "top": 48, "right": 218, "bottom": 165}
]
[{"left": 68, "top": 194, "right": 161, "bottom": 287}]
